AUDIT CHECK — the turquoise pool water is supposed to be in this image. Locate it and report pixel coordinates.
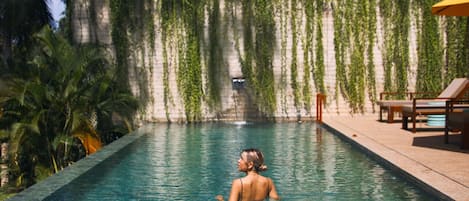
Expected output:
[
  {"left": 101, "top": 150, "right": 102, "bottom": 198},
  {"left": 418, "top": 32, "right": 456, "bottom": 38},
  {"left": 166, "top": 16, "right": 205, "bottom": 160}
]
[{"left": 44, "top": 123, "right": 433, "bottom": 200}]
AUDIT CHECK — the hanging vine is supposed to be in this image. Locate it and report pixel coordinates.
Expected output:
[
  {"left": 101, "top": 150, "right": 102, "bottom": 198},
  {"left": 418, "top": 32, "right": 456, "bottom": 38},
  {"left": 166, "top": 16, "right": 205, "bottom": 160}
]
[
  {"left": 254, "top": 0, "right": 277, "bottom": 116},
  {"left": 379, "top": 0, "right": 393, "bottom": 97},
  {"left": 145, "top": 0, "right": 156, "bottom": 52},
  {"left": 331, "top": 0, "right": 378, "bottom": 112},
  {"left": 179, "top": 31, "right": 204, "bottom": 122},
  {"left": 366, "top": 0, "right": 377, "bottom": 110},
  {"left": 333, "top": 0, "right": 349, "bottom": 110},
  {"left": 109, "top": 0, "right": 130, "bottom": 89},
  {"left": 302, "top": 0, "right": 314, "bottom": 113},
  {"left": 333, "top": 0, "right": 365, "bottom": 112},
  {"left": 379, "top": 0, "right": 410, "bottom": 99},
  {"left": 160, "top": 0, "right": 180, "bottom": 121},
  {"left": 239, "top": 0, "right": 277, "bottom": 117},
  {"left": 444, "top": 17, "right": 468, "bottom": 81},
  {"left": 415, "top": 0, "right": 443, "bottom": 94},
  {"left": 394, "top": 1, "right": 410, "bottom": 97},
  {"left": 240, "top": 0, "right": 256, "bottom": 105},
  {"left": 290, "top": 0, "right": 301, "bottom": 112},
  {"left": 159, "top": 1, "right": 206, "bottom": 122},
  {"left": 181, "top": 1, "right": 205, "bottom": 122},
  {"left": 313, "top": 0, "right": 325, "bottom": 95},
  {"left": 207, "top": 0, "right": 223, "bottom": 112},
  {"left": 348, "top": 0, "right": 367, "bottom": 112}
]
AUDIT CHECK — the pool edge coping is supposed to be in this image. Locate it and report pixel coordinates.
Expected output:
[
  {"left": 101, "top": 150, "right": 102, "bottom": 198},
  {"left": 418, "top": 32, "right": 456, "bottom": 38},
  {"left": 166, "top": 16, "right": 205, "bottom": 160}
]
[
  {"left": 6, "top": 125, "right": 151, "bottom": 201},
  {"left": 320, "top": 122, "right": 454, "bottom": 201}
]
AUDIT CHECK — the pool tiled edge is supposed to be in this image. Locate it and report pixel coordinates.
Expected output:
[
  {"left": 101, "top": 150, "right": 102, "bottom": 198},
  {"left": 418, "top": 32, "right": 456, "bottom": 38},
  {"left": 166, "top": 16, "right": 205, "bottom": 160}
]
[{"left": 7, "top": 125, "right": 152, "bottom": 201}]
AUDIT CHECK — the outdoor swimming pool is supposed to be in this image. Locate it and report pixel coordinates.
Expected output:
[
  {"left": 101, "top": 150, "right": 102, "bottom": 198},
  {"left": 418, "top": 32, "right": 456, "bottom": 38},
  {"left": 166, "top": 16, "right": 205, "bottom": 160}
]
[{"left": 25, "top": 123, "right": 434, "bottom": 200}]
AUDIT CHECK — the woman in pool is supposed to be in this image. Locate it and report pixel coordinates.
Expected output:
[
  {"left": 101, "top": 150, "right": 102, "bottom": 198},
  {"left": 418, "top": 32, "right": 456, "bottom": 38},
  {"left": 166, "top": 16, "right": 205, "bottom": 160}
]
[{"left": 216, "top": 148, "right": 280, "bottom": 201}]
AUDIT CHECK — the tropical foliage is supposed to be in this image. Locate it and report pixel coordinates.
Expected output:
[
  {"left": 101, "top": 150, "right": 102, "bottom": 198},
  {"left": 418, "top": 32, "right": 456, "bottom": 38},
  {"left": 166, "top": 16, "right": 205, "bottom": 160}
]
[{"left": 0, "top": 26, "right": 138, "bottom": 190}]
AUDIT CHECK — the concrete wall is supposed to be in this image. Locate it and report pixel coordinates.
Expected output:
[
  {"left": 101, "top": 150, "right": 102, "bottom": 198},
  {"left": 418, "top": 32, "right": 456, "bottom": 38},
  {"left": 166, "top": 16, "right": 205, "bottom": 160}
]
[{"left": 71, "top": 0, "right": 421, "bottom": 123}]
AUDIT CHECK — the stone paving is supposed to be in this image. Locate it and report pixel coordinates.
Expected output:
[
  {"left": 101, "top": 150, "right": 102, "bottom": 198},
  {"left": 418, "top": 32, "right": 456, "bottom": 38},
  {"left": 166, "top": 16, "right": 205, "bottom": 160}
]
[{"left": 323, "top": 114, "right": 469, "bottom": 201}]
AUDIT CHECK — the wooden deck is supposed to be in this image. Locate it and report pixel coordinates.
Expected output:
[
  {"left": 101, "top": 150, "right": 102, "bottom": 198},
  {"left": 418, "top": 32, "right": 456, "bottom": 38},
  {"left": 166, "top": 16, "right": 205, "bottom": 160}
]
[{"left": 322, "top": 114, "right": 469, "bottom": 201}]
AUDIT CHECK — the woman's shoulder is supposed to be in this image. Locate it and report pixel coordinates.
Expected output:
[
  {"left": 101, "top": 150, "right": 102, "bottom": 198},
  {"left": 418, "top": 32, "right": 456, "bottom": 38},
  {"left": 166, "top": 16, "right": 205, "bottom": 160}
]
[
  {"left": 260, "top": 175, "right": 272, "bottom": 181},
  {"left": 256, "top": 175, "right": 273, "bottom": 185},
  {"left": 232, "top": 178, "right": 242, "bottom": 184}
]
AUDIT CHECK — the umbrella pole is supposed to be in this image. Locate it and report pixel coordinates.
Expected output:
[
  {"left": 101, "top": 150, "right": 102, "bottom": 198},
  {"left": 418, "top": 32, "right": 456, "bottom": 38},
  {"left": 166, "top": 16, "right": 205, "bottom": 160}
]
[{"left": 467, "top": 18, "right": 469, "bottom": 78}]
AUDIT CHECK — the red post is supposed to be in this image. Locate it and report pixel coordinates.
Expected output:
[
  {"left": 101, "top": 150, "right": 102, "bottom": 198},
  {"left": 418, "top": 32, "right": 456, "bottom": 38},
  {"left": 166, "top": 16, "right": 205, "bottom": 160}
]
[{"left": 316, "top": 93, "right": 325, "bottom": 123}]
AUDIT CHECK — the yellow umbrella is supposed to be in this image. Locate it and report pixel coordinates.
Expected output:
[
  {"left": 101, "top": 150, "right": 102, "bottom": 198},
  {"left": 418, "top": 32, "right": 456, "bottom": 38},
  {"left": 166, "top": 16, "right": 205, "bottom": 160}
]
[{"left": 432, "top": 0, "right": 469, "bottom": 16}]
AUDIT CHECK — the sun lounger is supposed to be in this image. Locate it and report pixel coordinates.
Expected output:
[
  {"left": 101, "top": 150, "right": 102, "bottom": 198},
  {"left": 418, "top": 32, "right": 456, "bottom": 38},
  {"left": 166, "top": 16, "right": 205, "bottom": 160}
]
[
  {"left": 401, "top": 99, "right": 466, "bottom": 132},
  {"left": 378, "top": 78, "right": 469, "bottom": 123},
  {"left": 401, "top": 98, "right": 469, "bottom": 133}
]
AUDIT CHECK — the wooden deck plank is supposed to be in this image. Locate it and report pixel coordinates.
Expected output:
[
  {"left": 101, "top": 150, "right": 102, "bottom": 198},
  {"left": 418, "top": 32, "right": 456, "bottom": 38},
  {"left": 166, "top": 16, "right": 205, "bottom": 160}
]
[{"left": 323, "top": 115, "right": 469, "bottom": 201}]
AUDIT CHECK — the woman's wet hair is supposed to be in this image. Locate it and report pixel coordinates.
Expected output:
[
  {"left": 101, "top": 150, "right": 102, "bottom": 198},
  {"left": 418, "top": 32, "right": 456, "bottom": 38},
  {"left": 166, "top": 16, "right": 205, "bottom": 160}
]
[{"left": 241, "top": 148, "right": 268, "bottom": 172}]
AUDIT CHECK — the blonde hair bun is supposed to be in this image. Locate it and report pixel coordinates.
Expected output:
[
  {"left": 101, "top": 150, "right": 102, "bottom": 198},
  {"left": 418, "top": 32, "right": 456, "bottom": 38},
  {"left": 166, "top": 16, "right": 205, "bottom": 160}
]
[{"left": 258, "top": 164, "right": 268, "bottom": 172}]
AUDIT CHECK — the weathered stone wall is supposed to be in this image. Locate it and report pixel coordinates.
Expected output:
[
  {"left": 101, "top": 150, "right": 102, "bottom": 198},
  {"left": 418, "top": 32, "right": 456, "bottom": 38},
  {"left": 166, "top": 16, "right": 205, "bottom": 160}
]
[
  {"left": 71, "top": 0, "right": 420, "bottom": 123},
  {"left": 71, "top": 0, "right": 111, "bottom": 45}
]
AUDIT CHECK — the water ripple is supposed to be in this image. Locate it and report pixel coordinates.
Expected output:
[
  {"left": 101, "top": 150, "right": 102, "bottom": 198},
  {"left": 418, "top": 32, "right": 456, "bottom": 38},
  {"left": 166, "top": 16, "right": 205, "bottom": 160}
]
[{"left": 46, "top": 123, "right": 432, "bottom": 201}]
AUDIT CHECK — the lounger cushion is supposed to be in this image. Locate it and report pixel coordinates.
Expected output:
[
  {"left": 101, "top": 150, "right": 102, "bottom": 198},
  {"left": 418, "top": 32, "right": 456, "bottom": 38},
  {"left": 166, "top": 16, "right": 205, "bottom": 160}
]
[
  {"left": 401, "top": 104, "right": 468, "bottom": 113},
  {"left": 377, "top": 100, "right": 412, "bottom": 106},
  {"left": 401, "top": 104, "right": 446, "bottom": 114}
]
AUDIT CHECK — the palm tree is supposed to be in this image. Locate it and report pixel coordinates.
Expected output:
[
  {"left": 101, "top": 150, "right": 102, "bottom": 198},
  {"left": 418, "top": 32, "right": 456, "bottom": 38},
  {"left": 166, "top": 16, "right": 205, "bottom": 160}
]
[{"left": 0, "top": 26, "right": 138, "bottom": 189}]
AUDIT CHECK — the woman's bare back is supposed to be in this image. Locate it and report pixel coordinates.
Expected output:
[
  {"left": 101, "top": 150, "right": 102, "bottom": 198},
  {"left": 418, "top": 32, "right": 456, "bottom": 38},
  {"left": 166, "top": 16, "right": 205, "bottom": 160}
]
[{"left": 237, "top": 175, "right": 278, "bottom": 201}]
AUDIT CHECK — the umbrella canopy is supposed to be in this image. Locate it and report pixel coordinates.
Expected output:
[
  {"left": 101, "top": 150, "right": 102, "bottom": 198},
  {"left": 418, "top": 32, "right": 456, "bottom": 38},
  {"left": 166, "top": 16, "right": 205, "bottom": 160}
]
[{"left": 432, "top": 0, "right": 469, "bottom": 16}]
